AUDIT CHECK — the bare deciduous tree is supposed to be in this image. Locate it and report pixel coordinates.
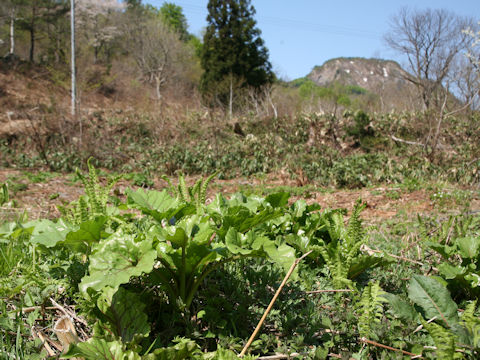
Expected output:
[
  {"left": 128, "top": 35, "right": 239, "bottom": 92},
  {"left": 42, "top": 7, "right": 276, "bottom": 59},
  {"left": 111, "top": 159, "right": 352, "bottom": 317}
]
[
  {"left": 464, "top": 22, "right": 480, "bottom": 72},
  {"left": 385, "top": 8, "right": 474, "bottom": 110},
  {"left": 123, "top": 16, "right": 194, "bottom": 101},
  {"left": 76, "top": 0, "right": 124, "bottom": 64},
  {"left": 385, "top": 8, "right": 478, "bottom": 160}
]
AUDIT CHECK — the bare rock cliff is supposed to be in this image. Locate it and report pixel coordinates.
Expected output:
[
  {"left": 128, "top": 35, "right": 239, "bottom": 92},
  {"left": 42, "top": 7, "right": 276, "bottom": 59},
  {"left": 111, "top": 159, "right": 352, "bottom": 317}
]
[{"left": 307, "top": 57, "right": 420, "bottom": 110}]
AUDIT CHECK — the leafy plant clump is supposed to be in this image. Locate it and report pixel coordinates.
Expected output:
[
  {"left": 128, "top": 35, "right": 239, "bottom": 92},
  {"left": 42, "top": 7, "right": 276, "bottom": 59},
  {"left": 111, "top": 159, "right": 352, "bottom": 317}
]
[{"left": 1, "top": 163, "right": 480, "bottom": 359}]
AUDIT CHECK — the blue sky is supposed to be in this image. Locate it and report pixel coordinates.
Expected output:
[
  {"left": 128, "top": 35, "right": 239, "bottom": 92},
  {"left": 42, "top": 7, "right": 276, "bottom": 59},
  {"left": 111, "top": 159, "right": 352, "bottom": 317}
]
[{"left": 145, "top": 0, "right": 480, "bottom": 80}]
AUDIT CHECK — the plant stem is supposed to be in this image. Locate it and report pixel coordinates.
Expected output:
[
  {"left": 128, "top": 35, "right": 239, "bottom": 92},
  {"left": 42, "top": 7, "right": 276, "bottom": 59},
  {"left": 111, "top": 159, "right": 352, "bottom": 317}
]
[{"left": 180, "top": 245, "right": 186, "bottom": 302}]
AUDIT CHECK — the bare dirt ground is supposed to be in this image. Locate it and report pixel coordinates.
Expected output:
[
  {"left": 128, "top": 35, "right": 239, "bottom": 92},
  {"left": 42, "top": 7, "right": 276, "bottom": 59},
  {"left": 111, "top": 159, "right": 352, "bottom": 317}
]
[{"left": 1, "top": 168, "right": 479, "bottom": 223}]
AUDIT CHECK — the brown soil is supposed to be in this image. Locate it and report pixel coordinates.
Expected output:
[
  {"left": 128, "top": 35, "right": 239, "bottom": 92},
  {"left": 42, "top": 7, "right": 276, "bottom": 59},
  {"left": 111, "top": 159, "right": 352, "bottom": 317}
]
[{"left": 1, "top": 168, "right": 479, "bottom": 223}]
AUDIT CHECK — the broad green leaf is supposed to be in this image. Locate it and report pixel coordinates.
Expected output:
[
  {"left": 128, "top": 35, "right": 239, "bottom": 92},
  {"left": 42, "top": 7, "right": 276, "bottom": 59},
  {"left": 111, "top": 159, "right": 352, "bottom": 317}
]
[
  {"left": 383, "top": 293, "right": 418, "bottom": 322},
  {"left": 438, "top": 263, "right": 466, "bottom": 279},
  {"left": 428, "top": 242, "right": 456, "bottom": 259},
  {"left": 62, "top": 338, "right": 141, "bottom": 359},
  {"left": 291, "top": 199, "right": 307, "bottom": 219},
  {"left": 126, "top": 188, "right": 176, "bottom": 211},
  {"left": 166, "top": 228, "right": 188, "bottom": 248},
  {"left": 79, "top": 232, "right": 156, "bottom": 294},
  {"left": 185, "top": 242, "right": 223, "bottom": 274},
  {"left": 126, "top": 188, "right": 195, "bottom": 223},
  {"left": 96, "top": 287, "right": 150, "bottom": 343},
  {"left": 218, "top": 205, "right": 281, "bottom": 237},
  {"left": 264, "top": 242, "right": 296, "bottom": 274},
  {"left": 456, "top": 237, "right": 480, "bottom": 259},
  {"left": 0, "top": 221, "right": 17, "bottom": 237},
  {"left": 408, "top": 275, "right": 458, "bottom": 327},
  {"left": 225, "top": 228, "right": 254, "bottom": 255},
  {"left": 63, "top": 217, "right": 107, "bottom": 253},
  {"left": 285, "top": 233, "right": 311, "bottom": 253},
  {"left": 30, "top": 219, "right": 72, "bottom": 248},
  {"left": 265, "top": 192, "right": 290, "bottom": 208}
]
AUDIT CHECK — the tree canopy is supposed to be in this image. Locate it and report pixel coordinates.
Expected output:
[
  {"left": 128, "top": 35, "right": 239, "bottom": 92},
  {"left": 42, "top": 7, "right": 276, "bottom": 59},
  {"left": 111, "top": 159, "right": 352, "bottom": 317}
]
[{"left": 200, "top": 0, "right": 273, "bottom": 108}]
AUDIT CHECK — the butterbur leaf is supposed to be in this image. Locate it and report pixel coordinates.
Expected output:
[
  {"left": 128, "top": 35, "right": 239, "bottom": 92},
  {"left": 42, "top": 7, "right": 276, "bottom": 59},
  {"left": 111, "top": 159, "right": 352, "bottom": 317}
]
[
  {"left": 438, "top": 263, "right": 466, "bottom": 279},
  {"left": 265, "top": 192, "right": 290, "bottom": 208},
  {"left": 166, "top": 228, "right": 188, "bottom": 248},
  {"left": 63, "top": 217, "right": 107, "bottom": 253},
  {"left": 291, "top": 199, "right": 307, "bottom": 219},
  {"left": 265, "top": 242, "right": 296, "bottom": 274},
  {"left": 165, "top": 215, "right": 213, "bottom": 246},
  {"left": 126, "top": 189, "right": 195, "bottom": 223},
  {"left": 217, "top": 205, "right": 281, "bottom": 237},
  {"left": 408, "top": 275, "right": 458, "bottom": 327},
  {"left": 30, "top": 219, "right": 72, "bottom": 248},
  {"left": 79, "top": 232, "right": 156, "bottom": 294},
  {"left": 428, "top": 242, "right": 456, "bottom": 259},
  {"left": 225, "top": 228, "right": 255, "bottom": 255},
  {"left": 456, "top": 237, "right": 480, "bottom": 259},
  {"left": 62, "top": 338, "right": 141, "bottom": 359},
  {"left": 96, "top": 287, "right": 150, "bottom": 343}
]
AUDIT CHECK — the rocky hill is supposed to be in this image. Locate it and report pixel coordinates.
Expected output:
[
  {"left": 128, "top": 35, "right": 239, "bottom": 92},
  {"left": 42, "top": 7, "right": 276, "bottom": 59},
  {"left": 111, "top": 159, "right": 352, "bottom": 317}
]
[{"left": 307, "top": 57, "right": 421, "bottom": 110}]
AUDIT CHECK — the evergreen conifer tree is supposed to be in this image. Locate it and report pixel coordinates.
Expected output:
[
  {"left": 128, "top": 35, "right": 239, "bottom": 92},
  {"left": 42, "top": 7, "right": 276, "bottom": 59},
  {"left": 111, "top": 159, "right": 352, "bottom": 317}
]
[{"left": 200, "top": 0, "right": 273, "bottom": 109}]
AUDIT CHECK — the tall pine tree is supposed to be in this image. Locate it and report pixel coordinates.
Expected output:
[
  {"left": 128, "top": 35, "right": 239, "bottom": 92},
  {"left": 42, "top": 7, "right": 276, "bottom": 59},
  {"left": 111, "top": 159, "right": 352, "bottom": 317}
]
[{"left": 200, "top": 0, "right": 273, "bottom": 110}]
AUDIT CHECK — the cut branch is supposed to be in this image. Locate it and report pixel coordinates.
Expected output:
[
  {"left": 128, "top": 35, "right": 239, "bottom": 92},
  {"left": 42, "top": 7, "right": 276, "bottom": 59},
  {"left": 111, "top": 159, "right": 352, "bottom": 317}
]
[{"left": 239, "top": 250, "right": 313, "bottom": 357}]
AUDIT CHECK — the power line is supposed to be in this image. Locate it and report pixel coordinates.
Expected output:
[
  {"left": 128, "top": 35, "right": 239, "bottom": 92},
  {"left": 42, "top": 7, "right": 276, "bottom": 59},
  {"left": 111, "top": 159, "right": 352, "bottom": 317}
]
[{"left": 157, "top": 1, "right": 382, "bottom": 40}]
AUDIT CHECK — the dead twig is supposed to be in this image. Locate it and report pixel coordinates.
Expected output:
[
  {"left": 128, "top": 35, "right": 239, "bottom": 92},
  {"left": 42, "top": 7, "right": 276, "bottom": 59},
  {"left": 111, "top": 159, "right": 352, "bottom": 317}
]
[
  {"left": 50, "top": 298, "right": 88, "bottom": 327},
  {"left": 257, "top": 353, "right": 300, "bottom": 360},
  {"left": 390, "top": 135, "right": 425, "bottom": 147},
  {"left": 13, "top": 306, "right": 57, "bottom": 314},
  {"left": 239, "top": 250, "right": 313, "bottom": 357},
  {"left": 360, "top": 245, "right": 438, "bottom": 272},
  {"left": 31, "top": 327, "right": 57, "bottom": 357},
  {"left": 306, "top": 289, "right": 354, "bottom": 294},
  {"left": 360, "top": 337, "right": 422, "bottom": 358}
]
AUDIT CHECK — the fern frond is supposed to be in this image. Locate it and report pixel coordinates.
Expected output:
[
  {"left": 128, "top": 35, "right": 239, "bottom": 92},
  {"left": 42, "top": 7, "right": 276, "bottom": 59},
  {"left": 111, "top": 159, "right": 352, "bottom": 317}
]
[
  {"left": 346, "top": 198, "right": 366, "bottom": 247},
  {"left": 162, "top": 175, "right": 177, "bottom": 197},
  {"left": 423, "top": 320, "right": 462, "bottom": 359},
  {"left": 462, "top": 300, "right": 480, "bottom": 349},
  {"left": 357, "top": 281, "right": 385, "bottom": 338},
  {"left": 64, "top": 159, "right": 117, "bottom": 224},
  {"left": 191, "top": 178, "right": 202, "bottom": 208},
  {"left": 78, "top": 196, "right": 89, "bottom": 223},
  {"left": 318, "top": 201, "right": 367, "bottom": 289},
  {"left": 200, "top": 171, "right": 218, "bottom": 205},
  {"left": 177, "top": 174, "right": 189, "bottom": 202}
]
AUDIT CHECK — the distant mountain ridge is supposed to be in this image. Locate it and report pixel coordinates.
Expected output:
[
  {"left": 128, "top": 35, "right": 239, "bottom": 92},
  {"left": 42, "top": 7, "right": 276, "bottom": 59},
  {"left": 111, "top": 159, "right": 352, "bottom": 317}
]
[{"left": 306, "top": 57, "right": 421, "bottom": 110}]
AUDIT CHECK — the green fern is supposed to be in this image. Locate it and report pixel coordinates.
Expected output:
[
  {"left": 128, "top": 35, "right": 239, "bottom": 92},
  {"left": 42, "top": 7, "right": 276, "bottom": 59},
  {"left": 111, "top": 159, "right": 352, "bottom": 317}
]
[
  {"left": 0, "top": 182, "right": 9, "bottom": 206},
  {"left": 318, "top": 199, "right": 367, "bottom": 289},
  {"left": 163, "top": 172, "right": 218, "bottom": 211},
  {"left": 60, "top": 158, "right": 119, "bottom": 224},
  {"left": 422, "top": 319, "right": 463, "bottom": 359},
  {"left": 461, "top": 301, "right": 480, "bottom": 350},
  {"left": 356, "top": 281, "right": 386, "bottom": 339}
]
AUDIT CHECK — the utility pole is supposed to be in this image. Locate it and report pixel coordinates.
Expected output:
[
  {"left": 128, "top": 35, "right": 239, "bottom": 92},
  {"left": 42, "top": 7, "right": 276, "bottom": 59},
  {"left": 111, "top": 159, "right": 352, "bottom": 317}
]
[
  {"left": 70, "top": 0, "right": 76, "bottom": 117},
  {"left": 9, "top": 8, "right": 15, "bottom": 55}
]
